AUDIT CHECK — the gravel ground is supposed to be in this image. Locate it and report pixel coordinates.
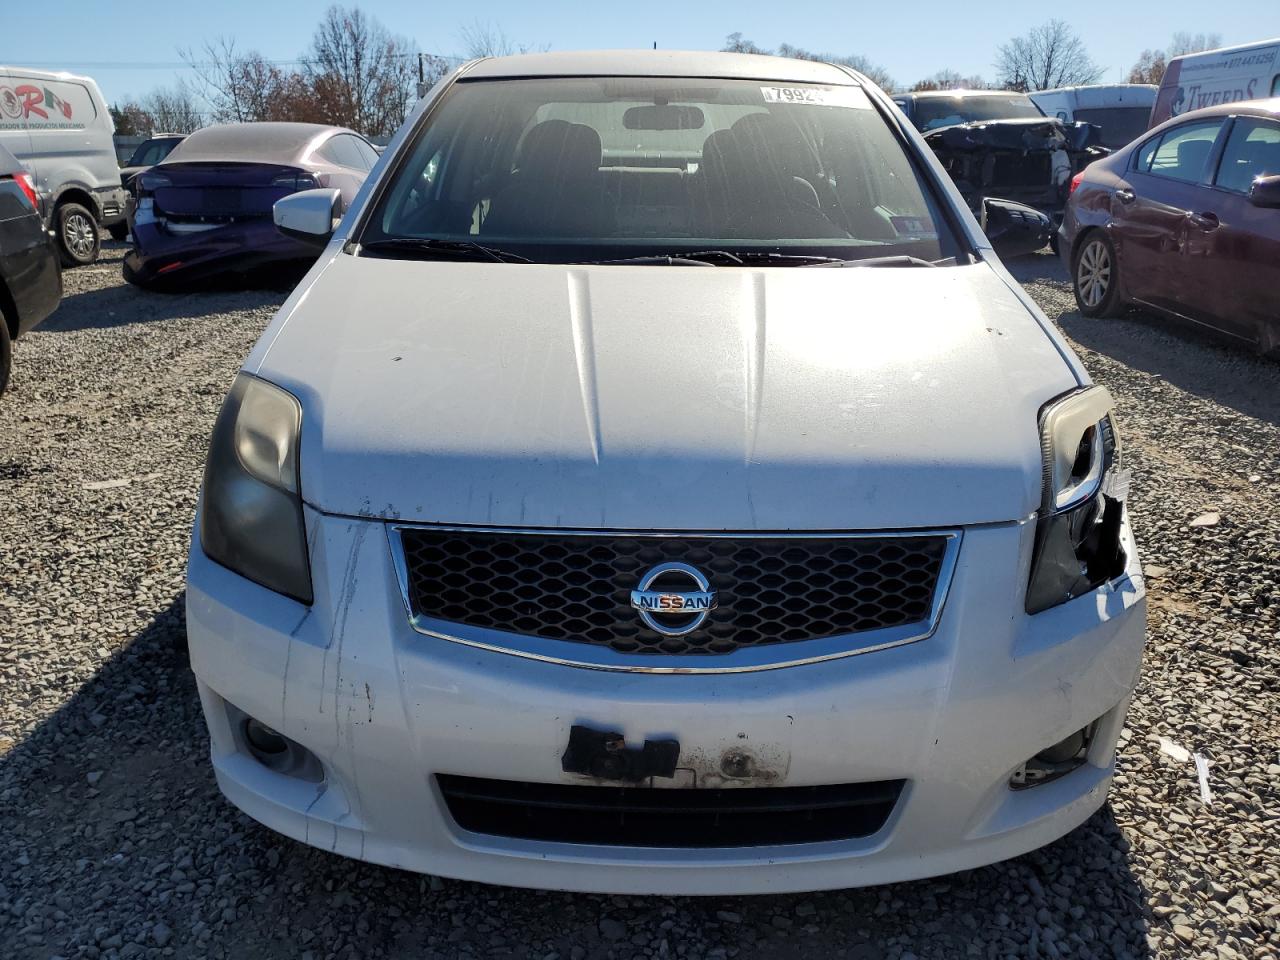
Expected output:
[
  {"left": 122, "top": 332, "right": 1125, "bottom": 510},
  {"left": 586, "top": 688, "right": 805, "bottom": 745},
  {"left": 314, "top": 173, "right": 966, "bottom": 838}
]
[{"left": 1, "top": 244, "right": 1278, "bottom": 960}]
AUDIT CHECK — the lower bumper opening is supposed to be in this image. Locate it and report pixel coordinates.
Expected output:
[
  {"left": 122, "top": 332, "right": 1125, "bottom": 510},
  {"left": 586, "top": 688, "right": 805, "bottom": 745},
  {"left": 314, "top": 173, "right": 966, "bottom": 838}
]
[
  {"left": 437, "top": 775, "right": 905, "bottom": 848},
  {"left": 1009, "top": 720, "right": 1099, "bottom": 790},
  {"left": 225, "top": 703, "right": 323, "bottom": 783}
]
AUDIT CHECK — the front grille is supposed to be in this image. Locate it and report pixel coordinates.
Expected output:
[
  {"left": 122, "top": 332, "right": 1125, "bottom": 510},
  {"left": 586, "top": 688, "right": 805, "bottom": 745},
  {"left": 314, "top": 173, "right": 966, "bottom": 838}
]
[
  {"left": 398, "top": 529, "right": 949, "bottom": 655},
  {"left": 991, "top": 152, "right": 1051, "bottom": 188},
  {"left": 437, "top": 775, "right": 904, "bottom": 847}
]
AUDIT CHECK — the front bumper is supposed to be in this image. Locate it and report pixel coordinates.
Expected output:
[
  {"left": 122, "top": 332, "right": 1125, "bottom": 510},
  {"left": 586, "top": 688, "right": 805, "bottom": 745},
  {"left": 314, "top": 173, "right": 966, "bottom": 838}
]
[{"left": 186, "top": 510, "right": 1145, "bottom": 895}]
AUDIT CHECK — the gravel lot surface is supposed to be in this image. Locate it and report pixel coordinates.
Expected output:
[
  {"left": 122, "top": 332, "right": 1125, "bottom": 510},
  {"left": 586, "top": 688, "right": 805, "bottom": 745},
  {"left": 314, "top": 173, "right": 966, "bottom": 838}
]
[{"left": 1, "top": 244, "right": 1278, "bottom": 960}]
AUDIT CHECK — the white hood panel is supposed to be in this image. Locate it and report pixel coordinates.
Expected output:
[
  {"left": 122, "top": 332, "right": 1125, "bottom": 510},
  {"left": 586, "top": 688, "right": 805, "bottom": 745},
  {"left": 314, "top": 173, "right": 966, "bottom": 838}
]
[{"left": 254, "top": 256, "right": 1077, "bottom": 530}]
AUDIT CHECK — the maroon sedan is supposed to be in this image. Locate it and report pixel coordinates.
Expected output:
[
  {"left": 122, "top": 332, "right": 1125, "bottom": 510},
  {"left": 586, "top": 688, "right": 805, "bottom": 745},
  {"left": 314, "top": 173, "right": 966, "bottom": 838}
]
[{"left": 1060, "top": 98, "right": 1280, "bottom": 353}]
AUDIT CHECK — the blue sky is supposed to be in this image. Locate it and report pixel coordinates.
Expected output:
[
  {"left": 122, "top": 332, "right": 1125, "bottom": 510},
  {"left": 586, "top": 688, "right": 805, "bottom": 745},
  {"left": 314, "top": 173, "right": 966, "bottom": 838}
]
[{"left": 3, "top": 0, "right": 1274, "bottom": 106}]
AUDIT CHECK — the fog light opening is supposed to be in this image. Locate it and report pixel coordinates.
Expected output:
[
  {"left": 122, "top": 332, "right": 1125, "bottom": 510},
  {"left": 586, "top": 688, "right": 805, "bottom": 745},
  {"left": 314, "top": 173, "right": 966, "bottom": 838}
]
[
  {"left": 1010, "top": 721, "right": 1098, "bottom": 790},
  {"left": 225, "top": 704, "right": 323, "bottom": 782},
  {"left": 244, "top": 718, "right": 289, "bottom": 759}
]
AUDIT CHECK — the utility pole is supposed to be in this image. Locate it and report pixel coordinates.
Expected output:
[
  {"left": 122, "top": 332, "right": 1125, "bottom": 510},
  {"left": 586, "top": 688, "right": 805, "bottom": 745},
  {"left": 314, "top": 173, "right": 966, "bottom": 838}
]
[{"left": 416, "top": 52, "right": 429, "bottom": 99}]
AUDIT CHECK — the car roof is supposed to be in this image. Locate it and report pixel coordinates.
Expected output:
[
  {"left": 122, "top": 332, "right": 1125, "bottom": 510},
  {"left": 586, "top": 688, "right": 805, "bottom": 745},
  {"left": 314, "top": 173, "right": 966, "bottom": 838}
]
[
  {"left": 1168, "top": 36, "right": 1280, "bottom": 64},
  {"left": 461, "top": 50, "right": 861, "bottom": 86},
  {"left": 160, "top": 122, "right": 354, "bottom": 165},
  {"left": 1157, "top": 97, "right": 1280, "bottom": 128},
  {"left": 0, "top": 65, "right": 96, "bottom": 84},
  {"left": 1033, "top": 83, "right": 1157, "bottom": 95},
  {"left": 897, "top": 89, "right": 1029, "bottom": 100}
]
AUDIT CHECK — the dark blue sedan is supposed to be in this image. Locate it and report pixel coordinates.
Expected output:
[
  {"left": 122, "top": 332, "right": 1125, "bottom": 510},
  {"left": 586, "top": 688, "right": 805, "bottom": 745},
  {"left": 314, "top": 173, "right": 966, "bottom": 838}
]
[{"left": 123, "top": 122, "right": 376, "bottom": 289}]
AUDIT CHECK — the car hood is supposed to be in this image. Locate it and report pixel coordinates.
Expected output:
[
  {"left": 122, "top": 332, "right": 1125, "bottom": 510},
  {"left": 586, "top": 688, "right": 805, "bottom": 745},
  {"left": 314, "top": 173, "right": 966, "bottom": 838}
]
[
  {"left": 253, "top": 255, "right": 1079, "bottom": 530},
  {"left": 923, "top": 117, "right": 1106, "bottom": 153}
]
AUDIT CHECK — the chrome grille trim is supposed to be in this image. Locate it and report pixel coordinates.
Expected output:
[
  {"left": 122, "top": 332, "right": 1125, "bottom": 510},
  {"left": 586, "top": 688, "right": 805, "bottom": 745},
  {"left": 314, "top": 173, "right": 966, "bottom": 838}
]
[{"left": 386, "top": 525, "right": 962, "bottom": 674}]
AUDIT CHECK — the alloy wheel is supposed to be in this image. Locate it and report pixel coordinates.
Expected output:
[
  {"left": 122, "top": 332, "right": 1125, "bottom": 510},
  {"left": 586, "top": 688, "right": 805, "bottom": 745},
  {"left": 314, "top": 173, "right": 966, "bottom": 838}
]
[
  {"left": 65, "top": 212, "right": 96, "bottom": 260},
  {"left": 1076, "top": 239, "right": 1111, "bottom": 309}
]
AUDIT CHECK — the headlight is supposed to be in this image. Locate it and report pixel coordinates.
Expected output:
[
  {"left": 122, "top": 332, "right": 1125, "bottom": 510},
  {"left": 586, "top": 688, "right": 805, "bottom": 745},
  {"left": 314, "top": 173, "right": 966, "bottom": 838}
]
[
  {"left": 1025, "top": 386, "right": 1129, "bottom": 614},
  {"left": 199, "top": 373, "right": 313, "bottom": 604}
]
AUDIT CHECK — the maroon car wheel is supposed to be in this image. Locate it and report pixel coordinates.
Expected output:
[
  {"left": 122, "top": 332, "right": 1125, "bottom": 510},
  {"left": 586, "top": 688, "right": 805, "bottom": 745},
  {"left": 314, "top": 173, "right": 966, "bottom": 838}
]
[{"left": 1073, "top": 234, "right": 1123, "bottom": 319}]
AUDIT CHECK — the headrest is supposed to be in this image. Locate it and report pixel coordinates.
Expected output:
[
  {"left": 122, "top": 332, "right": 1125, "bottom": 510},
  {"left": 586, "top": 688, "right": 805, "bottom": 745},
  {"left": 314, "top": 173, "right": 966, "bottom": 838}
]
[
  {"left": 517, "top": 119, "right": 602, "bottom": 180},
  {"left": 730, "top": 113, "right": 821, "bottom": 179},
  {"left": 1175, "top": 137, "right": 1211, "bottom": 175}
]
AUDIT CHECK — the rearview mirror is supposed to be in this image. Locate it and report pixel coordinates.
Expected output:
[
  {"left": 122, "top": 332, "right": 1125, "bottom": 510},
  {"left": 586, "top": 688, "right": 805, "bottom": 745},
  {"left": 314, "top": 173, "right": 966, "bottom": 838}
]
[
  {"left": 273, "top": 188, "right": 343, "bottom": 246},
  {"left": 981, "top": 198, "right": 1053, "bottom": 259},
  {"left": 1248, "top": 174, "right": 1280, "bottom": 209},
  {"left": 623, "top": 104, "right": 705, "bottom": 131}
]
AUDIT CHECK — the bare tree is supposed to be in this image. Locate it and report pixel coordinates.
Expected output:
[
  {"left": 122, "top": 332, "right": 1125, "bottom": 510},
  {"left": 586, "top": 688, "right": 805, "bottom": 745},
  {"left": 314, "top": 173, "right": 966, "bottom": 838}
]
[
  {"left": 1127, "top": 49, "right": 1167, "bottom": 85},
  {"left": 720, "top": 34, "right": 895, "bottom": 92},
  {"left": 722, "top": 33, "right": 768, "bottom": 55},
  {"left": 141, "top": 87, "right": 203, "bottom": 133},
  {"left": 459, "top": 20, "right": 546, "bottom": 58},
  {"left": 911, "top": 69, "right": 988, "bottom": 92},
  {"left": 302, "top": 6, "right": 420, "bottom": 136},
  {"left": 1169, "top": 32, "right": 1222, "bottom": 57},
  {"left": 110, "top": 101, "right": 151, "bottom": 137},
  {"left": 994, "top": 20, "right": 1102, "bottom": 91},
  {"left": 1127, "top": 33, "right": 1222, "bottom": 86},
  {"left": 181, "top": 38, "right": 288, "bottom": 123}
]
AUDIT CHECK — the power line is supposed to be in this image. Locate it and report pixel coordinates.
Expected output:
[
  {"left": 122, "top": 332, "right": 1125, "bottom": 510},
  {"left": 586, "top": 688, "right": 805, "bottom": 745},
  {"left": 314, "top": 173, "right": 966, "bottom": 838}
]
[{"left": 0, "top": 51, "right": 467, "bottom": 71}]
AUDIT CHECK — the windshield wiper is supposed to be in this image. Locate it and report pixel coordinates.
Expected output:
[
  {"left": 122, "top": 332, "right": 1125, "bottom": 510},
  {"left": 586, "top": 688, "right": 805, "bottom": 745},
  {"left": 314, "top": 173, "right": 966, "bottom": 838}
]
[
  {"left": 810, "top": 255, "right": 946, "bottom": 268},
  {"left": 583, "top": 250, "right": 846, "bottom": 267},
  {"left": 359, "top": 238, "right": 531, "bottom": 264}
]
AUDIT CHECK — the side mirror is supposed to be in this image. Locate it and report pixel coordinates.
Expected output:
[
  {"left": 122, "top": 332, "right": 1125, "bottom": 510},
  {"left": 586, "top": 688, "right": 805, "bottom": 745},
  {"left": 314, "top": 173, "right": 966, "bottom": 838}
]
[
  {"left": 981, "top": 198, "right": 1053, "bottom": 259},
  {"left": 273, "top": 188, "right": 343, "bottom": 246},
  {"left": 1248, "top": 175, "right": 1280, "bottom": 209}
]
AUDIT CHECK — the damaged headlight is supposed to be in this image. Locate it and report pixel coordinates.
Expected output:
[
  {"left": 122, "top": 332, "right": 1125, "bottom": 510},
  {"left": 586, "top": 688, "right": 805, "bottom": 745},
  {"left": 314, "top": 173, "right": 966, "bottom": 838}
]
[
  {"left": 199, "top": 373, "right": 313, "bottom": 604},
  {"left": 1025, "top": 386, "right": 1129, "bottom": 614}
]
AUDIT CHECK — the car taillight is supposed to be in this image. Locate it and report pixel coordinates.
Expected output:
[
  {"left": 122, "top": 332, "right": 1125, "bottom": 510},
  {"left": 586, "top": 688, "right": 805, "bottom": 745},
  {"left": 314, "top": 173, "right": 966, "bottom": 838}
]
[
  {"left": 271, "top": 172, "right": 319, "bottom": 193},
  {"left": 1069, "top": 171, "right": 1085, "bottom": 196},
  {"left": 138, "top": 171, "right": 171, "bottom": 194},
  {"left": 6, "top": 172, "right": 39, "bottom": 211}
]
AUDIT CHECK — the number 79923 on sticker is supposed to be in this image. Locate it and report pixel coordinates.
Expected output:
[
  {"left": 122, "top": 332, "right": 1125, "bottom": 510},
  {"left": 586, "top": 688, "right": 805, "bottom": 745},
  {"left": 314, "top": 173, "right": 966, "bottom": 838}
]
[{"left": 760, "top": 86, "right": 871, "bottom": 109}]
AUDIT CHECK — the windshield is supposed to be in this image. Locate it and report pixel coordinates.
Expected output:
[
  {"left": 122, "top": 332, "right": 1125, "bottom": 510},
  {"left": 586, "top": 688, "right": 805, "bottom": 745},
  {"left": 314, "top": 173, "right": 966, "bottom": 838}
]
[
  {"left": 127, "top": 138, "right": 180, "bottom": 167},
  {"left": 1073, "top": 107, "right": 1151, "bottom": 149},
  {"left": 360, "top": 76, "right": 963, "bottom": 264},
  {"left": 912, "top": 95, "right": 1044, "bottom": 132}
]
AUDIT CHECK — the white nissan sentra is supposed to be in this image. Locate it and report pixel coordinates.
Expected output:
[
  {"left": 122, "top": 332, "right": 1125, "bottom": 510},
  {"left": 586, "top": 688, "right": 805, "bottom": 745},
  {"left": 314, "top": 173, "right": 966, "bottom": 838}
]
[{"left": 186, "top": 51, "right": 1146, "bottom": 894}]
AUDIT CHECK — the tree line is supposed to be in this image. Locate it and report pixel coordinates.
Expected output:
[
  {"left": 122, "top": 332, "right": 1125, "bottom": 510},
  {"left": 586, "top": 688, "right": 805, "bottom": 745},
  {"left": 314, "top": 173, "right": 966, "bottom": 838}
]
[
  {"left": 111, "top": 9, "right": 539, "bottom": 138},
  {"left": 112, "top": 13, "right": 1229, "bottom": 138},
  {"left": 724, "top": 22, "right": 1223, "bottom": 94}
]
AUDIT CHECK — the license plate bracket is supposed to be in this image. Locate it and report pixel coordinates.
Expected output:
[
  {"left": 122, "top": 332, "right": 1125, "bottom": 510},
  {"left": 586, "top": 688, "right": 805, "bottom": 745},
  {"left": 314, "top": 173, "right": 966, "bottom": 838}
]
[{"left": 561, "top": 725, "right": 680, "bottom": 783}]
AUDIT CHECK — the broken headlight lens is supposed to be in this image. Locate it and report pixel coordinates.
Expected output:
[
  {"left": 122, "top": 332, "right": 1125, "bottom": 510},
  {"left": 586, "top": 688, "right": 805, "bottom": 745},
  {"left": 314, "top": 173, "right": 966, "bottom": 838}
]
[
  {"left": 1025, "top": 387, "right": 1128, "bottom": 614},
  {"left": 199, "top": 373, "right": 313, "bottom": 604}
]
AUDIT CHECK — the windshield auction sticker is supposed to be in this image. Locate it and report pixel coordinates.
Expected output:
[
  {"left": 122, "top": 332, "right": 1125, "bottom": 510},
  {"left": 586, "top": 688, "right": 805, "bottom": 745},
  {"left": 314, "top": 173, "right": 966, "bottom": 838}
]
[{"left": 760, "top": 86, "right": 871, "bottom": 108}]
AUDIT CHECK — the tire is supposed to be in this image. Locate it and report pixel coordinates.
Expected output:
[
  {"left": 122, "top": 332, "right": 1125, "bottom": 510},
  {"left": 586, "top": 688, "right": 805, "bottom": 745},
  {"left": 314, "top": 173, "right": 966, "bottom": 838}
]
[
  {"left": 56, "top": 202, "right": 100, "bottom": 266},
  {"left": 0, "top": 318, "right": 10, "bottom": 397},
  {"left": 1072, "top": 232, "right": 1123, "bottom": 318},
  {"left": 107, "top": 221, "right": 130, "bottom": 242}
]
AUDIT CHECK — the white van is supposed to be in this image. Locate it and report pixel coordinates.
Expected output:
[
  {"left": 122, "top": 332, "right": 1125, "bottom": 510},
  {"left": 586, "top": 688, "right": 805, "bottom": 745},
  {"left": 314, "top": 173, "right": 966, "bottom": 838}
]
[
  {"left": 1029, "top": 84, "right": 1157, "bottom": 149},
  {"left": 0, "top": 67, "right": 128, "bottom": 264},
  {"left": 1151, "top": 37, "right": 1280, "bottom": 128}
]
